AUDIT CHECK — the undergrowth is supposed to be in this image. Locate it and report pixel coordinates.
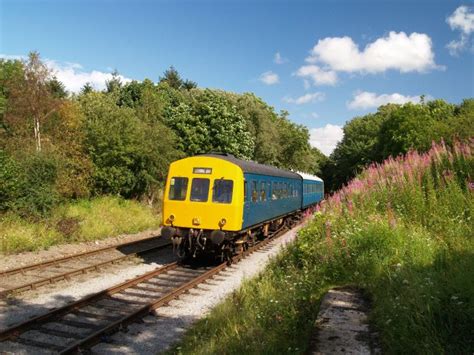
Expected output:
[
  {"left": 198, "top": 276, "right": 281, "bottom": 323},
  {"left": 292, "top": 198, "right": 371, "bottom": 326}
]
[
  {"left": 0, "top": 196, "right": 161, "bottom": 254},
  {"left": 171, "top": 140, "right": 474, "bottom": 354}
]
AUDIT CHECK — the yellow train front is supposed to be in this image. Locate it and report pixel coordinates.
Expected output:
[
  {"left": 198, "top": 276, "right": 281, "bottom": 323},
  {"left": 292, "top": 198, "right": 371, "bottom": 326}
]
[{"left": 161, "top": 153, "right": 324, "bottom": 261}]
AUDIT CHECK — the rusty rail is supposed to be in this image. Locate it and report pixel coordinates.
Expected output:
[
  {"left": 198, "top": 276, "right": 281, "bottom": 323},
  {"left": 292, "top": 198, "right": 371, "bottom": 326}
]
[
  {"left": 0, "top": 236, "right": 171, "bottom": 298},
  {"left": 0, "top": 225, "right": 290, "bottom": 354}
]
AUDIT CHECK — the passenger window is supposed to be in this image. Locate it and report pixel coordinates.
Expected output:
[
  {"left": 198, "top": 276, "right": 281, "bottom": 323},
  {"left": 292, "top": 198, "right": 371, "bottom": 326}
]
[
  {"left": 252, "top": 181, "right": 258, "bottom": 202},
  {"left": 260, "top": 182, "right": 266, "bottom": 201},
  {"left": 190, "top": 178, "right": 210, "bottom": 202},
  {"left": 169, "top": 177, "right": 188, "bottom": 201},
  {"left": 272, "top": 182, "right": 277, "bottom": 200},
  {"left": 213, "top": 179, "right": 233, "bottom": 204}
]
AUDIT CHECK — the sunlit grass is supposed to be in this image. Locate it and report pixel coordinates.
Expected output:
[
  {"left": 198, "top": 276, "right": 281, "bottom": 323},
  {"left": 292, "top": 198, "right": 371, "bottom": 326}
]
[{"left": 0, "top": 196, "right": 161, "bottom": 254}]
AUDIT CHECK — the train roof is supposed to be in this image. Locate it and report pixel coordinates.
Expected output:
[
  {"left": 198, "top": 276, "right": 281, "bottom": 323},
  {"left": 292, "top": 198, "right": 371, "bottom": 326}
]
[
  {"left": 296, "top": 171, "right": 323, "bottom": 182},
  {"left": 201, "top": 153, "right": 301, "bottom": 179}
]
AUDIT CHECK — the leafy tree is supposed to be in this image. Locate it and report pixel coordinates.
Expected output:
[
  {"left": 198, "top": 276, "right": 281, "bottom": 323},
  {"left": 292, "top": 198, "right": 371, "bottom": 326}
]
[
  {"left": 159, "top": 66, "right": 184, "bottom": 90},
  {"left": 2, "top": 52, "right": 63, "bottom": 152},
  {"left": 105, "top": 70, "right": 122, "bottom": 93},
  {"left": 80, "top": 82, "right": 94, "bottom": 95},
  {"left": 47, "top": 76, "right": 68, "bottom": 98},
  {"left": 80, "top": 92, "right": 179, "bottom": 199},
  {"left": 164, "top": 89, "right": 255, "bottom": 159}
]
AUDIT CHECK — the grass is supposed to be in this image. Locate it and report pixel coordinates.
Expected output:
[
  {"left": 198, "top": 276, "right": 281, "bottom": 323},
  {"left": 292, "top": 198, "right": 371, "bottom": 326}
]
[
  {"left": 0, "top": 196, "right": 161, "bottom": 254},
  {"left": 170, "top": 140, "right": 474, "bottom": 354}
]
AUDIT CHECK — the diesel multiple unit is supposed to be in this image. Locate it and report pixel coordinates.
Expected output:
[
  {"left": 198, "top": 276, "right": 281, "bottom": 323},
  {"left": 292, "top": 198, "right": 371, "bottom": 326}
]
[{"left": 161, "top": 154, "right": 323, "bottom": 260}]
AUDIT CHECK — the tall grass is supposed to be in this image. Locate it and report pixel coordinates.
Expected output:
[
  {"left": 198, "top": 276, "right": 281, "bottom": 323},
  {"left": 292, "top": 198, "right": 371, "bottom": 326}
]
[
  {"left": 172, "top": 140, "right": 473, "bottom": 354},
  {"left": 0, "top": 196, "right": 161, "bottom": 254}
]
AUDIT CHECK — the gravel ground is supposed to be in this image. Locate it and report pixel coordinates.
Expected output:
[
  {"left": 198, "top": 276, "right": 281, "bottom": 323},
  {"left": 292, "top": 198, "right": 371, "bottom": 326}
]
[
  {"left": 90, "top": 223, "right": 306, "bottom": 354},
  {"left": 0, "top": 250, "right": 176, "bottom": 331},
  {"left": 0, "top": 228, "right": 162, "bottom": 272}
]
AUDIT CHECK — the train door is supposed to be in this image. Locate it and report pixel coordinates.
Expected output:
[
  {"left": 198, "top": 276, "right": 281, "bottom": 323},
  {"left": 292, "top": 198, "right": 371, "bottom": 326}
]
[{"left": 243, "top": 179, "right": 250, "bottom": 226}]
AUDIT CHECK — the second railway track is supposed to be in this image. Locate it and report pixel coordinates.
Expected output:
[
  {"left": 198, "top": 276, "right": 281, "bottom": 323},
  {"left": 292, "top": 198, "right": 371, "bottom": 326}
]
[
  {"left": 0, "top": 236, "right": 171, "bottom": 298},
  {"left": 0, "top": 225, "right": 290, "bottom": 354}
]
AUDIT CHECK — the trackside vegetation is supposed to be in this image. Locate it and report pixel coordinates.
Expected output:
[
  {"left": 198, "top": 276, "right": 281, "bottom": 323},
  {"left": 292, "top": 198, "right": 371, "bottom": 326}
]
[
  {"left": 0, "top": 196, "right": 160, "bottom": 253},
  {"left": 170, "top": 140, "right": 473, "bottom": 354}
]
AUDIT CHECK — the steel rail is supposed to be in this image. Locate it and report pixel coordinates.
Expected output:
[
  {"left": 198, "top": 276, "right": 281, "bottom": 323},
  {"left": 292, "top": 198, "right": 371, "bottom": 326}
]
[
  {"left": 0, "top": 235, "right": 161, "bottom": 278},
  {"left": 0, "top": 238, "right": 171, "bottom": 298},
  {"left": 0, "top": 225, "right": 290, "bottom": 354}
]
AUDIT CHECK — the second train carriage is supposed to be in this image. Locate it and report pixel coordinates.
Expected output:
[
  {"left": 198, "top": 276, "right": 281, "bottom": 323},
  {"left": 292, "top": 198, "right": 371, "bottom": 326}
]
[{"left": 161, "top": 153, "right": 323, "bottom": 259}]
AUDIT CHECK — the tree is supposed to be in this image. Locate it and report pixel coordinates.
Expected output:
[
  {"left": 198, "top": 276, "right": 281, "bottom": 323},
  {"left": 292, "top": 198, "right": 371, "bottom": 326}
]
[
  {"left": 80, "top": 82, "right": 94, "bottom": 95},
  {"left": 80, "top": 92, "right": 180, "bottom": 199},
  {"left": 105, "top": 70, "right": 122, "bottom": 93},
  {"left": 163, "top": 89, "right": 255, "bottom": 159},
  {"left": 159, "top": 66, "right": 184, "bottom": 90},
  {"left": 2, "top": 52, "right": 62, "bottom": 152}
]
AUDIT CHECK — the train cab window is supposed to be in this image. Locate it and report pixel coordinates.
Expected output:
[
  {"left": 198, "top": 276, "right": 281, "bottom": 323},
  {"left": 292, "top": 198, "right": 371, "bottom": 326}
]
[
  {"left": 244, "top": 181, "right": 248, "bottom": 202},
  {"left": 190, "top": 178, "right": 210, "bottom": 202},
  {"left": 213, "top": 179, "right": 233, "bottom": 204},
  {"left": 260, "top": 182, "right": 266, "bottom": 201},
  {"left": 252, "top": 181, "right": 258, "bottom": 202},
  {"left": 169, "top": 177, "right": 188, "bottom": 201}
]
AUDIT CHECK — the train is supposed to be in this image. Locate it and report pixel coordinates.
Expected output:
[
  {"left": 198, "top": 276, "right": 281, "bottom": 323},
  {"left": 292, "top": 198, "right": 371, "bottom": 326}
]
[{"left": 161, "top": 153, "right": 324, "bottom": 261}]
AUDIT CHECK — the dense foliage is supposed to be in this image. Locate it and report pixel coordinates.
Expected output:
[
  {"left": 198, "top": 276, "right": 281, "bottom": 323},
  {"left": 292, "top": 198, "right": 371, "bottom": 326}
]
[
  {"left": 172, "top": 140, "right": 473, "bottom": 354},
  {"left": 324, "top": 99, "right": 474, "bottom": 191},
  {"left": 0, "top": 53, "right": 324, "bottom": 218}
]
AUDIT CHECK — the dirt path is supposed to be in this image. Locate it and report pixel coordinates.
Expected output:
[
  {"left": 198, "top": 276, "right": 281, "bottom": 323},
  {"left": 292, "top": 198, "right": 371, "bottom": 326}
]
[{"left": 310, "top": 287, "right": 380, "bottom": 354}]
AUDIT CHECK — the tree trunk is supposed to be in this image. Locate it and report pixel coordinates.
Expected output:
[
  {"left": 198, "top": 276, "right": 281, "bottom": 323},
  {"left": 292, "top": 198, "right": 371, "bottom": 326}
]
[{"left": 34, "top": 116, "right": 41, "bottom": 152}]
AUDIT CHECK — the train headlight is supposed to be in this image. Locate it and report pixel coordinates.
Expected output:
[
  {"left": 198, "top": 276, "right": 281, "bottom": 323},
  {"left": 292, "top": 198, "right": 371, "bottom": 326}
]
[
  {"left": 219, "top": 218, "right": 227, "bottom": 228},
  {"left": 168, "top": 214, "right": 175, "bottom": 224}
]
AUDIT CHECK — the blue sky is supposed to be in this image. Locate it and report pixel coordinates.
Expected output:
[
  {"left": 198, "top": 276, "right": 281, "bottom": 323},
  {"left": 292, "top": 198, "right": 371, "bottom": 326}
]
[{"left": 1, "top": 0, "right": 473, "bottom": 154}]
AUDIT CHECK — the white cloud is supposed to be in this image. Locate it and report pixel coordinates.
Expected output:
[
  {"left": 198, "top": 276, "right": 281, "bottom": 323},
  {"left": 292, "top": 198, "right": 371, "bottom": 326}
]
[
  {"left": 447, "top": 5, "right": 474, "bottom": 34},
  {"left": 446, "top": 6, "right": 474, "bottom": 55},
  {"left": 305, "top": 31, "right": 438, "bottom": 74},
  {"left": 309, "top": 124, "right": 344, "bottom": 156},
  {"left": 0, "top": 54, "right": 132, "bottom": 93},
  {"left": 46, "top": 60, "right": 132, "bottom": 93},
  {"left": 259, "top": 71, "right": 279, "bottom": 85},
  {"left": 296, "top": 65, "right": 338, "bottom": 86},
  {"left": 347, "top": 91, "right": 425, "bottom": 110},
  {"left": 283, "top": 92, "right": 325, "bottom": 105},
  {"left": 274, "top": 52, "right": 288, "bottom": 64}
]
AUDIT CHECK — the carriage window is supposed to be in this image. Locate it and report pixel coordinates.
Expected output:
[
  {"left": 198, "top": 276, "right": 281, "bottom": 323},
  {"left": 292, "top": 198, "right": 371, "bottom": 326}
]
[
  {"left": 169, "top": 177, "right": 188, "bottom": 201},
  {"left": 190, "top": 178, "right": 210, "bottom": 202},
  {"left": 272, "top": 182, "right": 277, "bottom": 200},
  {"left": 252, "top": 181, "right": 258, "bottom": 202},
  {"left": 260, "top": 182, "right": 266, "bottom": 201},
  {"left": 213, "top": 179, "right": 233, "bottom": 204}
]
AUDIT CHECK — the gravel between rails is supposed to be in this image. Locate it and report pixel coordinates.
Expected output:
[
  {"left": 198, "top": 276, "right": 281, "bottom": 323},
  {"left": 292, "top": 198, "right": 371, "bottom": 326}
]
[
  {"left": 91, "top": 223, "right": 307, "bottom": 355},
  {"left": 0, "top": 250, "right": 177, "bottom": 331}
]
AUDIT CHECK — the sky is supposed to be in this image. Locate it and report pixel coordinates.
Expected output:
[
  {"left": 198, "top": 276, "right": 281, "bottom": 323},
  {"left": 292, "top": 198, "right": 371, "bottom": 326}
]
[{"left": 1, "top": 0, "right": 473, "bottom": 155}]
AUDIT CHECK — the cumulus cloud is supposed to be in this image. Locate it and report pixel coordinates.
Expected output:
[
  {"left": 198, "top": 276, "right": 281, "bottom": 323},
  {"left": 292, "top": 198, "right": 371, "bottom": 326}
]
[
  {"left": 305, "top": 31, "right": 438, "bottom": 74},
  {"left": 259, "top": 71, "right": 279, "bottom": 85},
  {"left": 283, "top": 92, "right": 325, "bottom": 105},
  {"left": 309, "top": 124, "right": 344, "bottom": 156},
  {"left": 296, "top": 65, "right": 338, "bottom": 86},
  {"left": 0, "top": 54, "right": 132, "bottom": 93},
  {"left": 274, "top": 52, "right": 288, "bottom": 64},
  {"left": 46, "top": 60, "right": 132, "bottom": 93},
  {"left": 446, "top": 5, "right": 474, "bottom": 55},
  {"left": 347, "top": 91, "right": 425, "bottom": 110}
]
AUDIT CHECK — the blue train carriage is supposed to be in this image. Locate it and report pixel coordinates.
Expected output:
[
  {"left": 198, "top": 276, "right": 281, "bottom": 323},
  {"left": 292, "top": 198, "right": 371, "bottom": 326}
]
[
  {"left": 298, "top": 171, "right": 324, "bottom": 208},
  {"left": 161, "top": 153, "right": 304, "bottom": 260}
]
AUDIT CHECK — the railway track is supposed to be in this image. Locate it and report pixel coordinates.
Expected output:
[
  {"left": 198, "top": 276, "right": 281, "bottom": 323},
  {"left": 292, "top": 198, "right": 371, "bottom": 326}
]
[
  {"left": 0, "top": 236, "right": 171, "bottom": 298},
  {"left": 0, "top": 225, "right": 290, "bottom": 354}
]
